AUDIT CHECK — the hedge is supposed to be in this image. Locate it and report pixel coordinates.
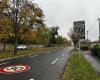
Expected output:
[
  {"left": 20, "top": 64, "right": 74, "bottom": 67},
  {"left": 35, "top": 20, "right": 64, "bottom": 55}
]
[{"left": 91, "top": 45, "right": 100, "bottom": 57}]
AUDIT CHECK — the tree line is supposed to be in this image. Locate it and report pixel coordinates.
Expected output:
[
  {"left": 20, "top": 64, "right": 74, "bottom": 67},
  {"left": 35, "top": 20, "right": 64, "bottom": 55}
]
[{"left": 0, "top": 0, "right": 68, "bottom": 54}]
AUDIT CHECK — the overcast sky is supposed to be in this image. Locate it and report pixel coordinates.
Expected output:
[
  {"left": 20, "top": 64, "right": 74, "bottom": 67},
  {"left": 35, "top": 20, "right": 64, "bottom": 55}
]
[{"left": 34, "top": 0, "right": 100, "bottom": 41}]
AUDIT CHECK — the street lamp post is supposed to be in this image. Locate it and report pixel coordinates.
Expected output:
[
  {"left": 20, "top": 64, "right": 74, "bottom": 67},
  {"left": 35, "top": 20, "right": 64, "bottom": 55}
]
[
  {"left": 97, "top": 18, "right": 100, "bottom": 42},
  {"left": 87, "top": 30, "right": 88, "bottom": 40}
]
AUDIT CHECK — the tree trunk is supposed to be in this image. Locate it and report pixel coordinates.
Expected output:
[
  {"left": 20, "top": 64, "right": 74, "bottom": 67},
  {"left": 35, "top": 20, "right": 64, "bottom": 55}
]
[
  {"left": 43, "top": 38, "right": 45, "bottom": 48},
  {"left": 36, "top": 41, "right": 37, "bottom": 48},
  {"left": 14, "top": 9, "right": 19, "bottom": 55},
  {"left": 74, "top": 43, "right": 77, "bottom": 50},
  {"left": 14, "top": 36, "right": 18, "bottom": 55},
  {"left": 3, "top": 41, "right": 6, "bottom": 52}
]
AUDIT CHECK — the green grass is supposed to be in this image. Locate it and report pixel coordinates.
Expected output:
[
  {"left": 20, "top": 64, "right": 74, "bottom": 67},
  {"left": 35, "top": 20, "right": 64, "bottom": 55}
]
[
  {"left": 0, "top": 47, "right": 62, "bottom": 59},
  {"left": 63, "top": 53, "right": 100, "bottom": 80}
]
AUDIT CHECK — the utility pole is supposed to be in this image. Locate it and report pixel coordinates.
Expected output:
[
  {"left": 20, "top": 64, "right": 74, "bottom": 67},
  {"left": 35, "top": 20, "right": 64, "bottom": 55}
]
[{"left": 97, "top": 18, "right": 100, "bottom": 42}]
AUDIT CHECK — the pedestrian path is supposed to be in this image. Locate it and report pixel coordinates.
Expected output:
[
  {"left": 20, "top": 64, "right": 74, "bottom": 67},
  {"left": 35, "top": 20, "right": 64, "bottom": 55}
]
[{"left": 83, "top": 51, "right": 100, "bottom": 75}]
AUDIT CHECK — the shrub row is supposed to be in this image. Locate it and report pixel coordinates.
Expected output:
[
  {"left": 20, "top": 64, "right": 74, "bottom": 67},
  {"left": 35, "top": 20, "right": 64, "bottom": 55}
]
[{"left": 91, "top": 45, "right": 100, "bottom": 57}]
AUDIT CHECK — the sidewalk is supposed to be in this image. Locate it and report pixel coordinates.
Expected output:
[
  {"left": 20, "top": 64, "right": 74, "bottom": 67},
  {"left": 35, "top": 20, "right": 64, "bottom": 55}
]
[{"left": 83, "top": 51, "right": 100, "bottom": 75}]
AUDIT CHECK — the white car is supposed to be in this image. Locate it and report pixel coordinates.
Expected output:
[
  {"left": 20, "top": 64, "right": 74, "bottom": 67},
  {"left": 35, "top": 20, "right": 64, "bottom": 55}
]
[{"left": 17, "top": 45, "right": 27, "bottom": 50}]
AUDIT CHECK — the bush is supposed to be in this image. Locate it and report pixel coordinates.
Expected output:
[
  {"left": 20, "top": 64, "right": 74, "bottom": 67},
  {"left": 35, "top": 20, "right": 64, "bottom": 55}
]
[
  {"left": 80, "top": 46, "right": 89, "bottom": 51},
  {"left": 91, "top": 45, "right": 100, "bottom": 57}
]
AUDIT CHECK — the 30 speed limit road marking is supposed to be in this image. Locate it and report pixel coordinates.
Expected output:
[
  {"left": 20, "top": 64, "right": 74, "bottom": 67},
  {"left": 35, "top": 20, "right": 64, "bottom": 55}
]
[{"left": 0, "top": 65, "right": 30, "bottom": 74}]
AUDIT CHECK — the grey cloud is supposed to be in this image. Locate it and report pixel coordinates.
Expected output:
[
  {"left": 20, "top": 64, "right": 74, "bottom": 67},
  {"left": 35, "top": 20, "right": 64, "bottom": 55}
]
[{"left": 34, "top": 0, "right": 100, "bottom": 41}]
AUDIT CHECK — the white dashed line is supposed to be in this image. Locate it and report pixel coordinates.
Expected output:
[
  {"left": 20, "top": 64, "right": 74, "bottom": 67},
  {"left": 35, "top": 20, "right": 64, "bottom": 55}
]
[
  {"left": 62, "top": 54, "right": 65, "bottom": 56},
  {"left": 45, "top": 52, "right": 50, "bottom": 54},
  {"left": 0, "top": 62, "right": 9, "bottom": 66},
  {"left": 29, "top": 79, "right": 35, "bottom": 80},
  {"left": 51, "top": 58, "right": 59, "bottom": 64},
  {"left": 30, "top": 55, "right": 38, "bottom": 58}
]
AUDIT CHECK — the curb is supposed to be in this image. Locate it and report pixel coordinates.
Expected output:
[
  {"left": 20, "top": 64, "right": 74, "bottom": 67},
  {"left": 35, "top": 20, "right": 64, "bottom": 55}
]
[
  {"left": 0, "top": 48, "right": 61, "bottom": 62},
  {"left": 61, "top": 49, "right": 73, "bottom": 80}
]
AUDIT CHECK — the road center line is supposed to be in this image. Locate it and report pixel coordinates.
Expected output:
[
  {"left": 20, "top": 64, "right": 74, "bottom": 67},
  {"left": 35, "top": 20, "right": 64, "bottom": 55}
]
[
  {"left": 29, "top": 79, "right": 35, "bottom": 80},
  {"left": 30, "top": 55, "right": 38, "bottom": 58},
  {"left": 51, "top": 58, "right": 59, "bottom": 64},
  {"left": 0, "top": 62, "right": 9, "bottom": 66},
  {"left": 62, "top": 54, "right": 65, "bottom": 56}
]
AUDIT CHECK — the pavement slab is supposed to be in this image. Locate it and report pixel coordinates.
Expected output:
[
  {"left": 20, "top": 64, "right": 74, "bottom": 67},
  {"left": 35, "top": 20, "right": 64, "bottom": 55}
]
[{"left": 83, "top": 51, "right": 100, "bottom": 75}]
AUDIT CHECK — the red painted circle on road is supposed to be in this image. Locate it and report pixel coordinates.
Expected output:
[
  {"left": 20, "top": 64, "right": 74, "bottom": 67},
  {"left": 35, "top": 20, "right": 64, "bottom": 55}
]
[{"left": 0, "top": 65, "right": 30, "bottom": 74}]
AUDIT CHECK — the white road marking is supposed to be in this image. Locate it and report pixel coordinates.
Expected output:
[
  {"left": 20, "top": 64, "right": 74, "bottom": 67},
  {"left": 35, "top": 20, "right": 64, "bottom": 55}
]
[
  {"left": 62, "top": 54, "right": 65, "bottom": 56},
  {"left": 45, "top": 52, "right": 50, "bottom": 54},
  {"left": 30, "top": 55, "right": 38, "bottom": 58},
  {"left": 0, "top": 62, "right": 9, "bottom": 66},
  {"left": 29, "top": 79, "right": 35, "bottom": 80},
  {"left": 51, "top": 58, "right": 59, "bottom": 64}
]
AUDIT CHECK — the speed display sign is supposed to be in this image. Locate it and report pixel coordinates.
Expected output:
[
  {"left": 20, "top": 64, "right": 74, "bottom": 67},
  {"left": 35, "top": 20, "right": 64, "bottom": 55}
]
[
  {"left": 0, "top": 65, "right": 30, "bottom": 74},
  {"left": 74, "top": 21, "right": 85, "bottom": 39}
]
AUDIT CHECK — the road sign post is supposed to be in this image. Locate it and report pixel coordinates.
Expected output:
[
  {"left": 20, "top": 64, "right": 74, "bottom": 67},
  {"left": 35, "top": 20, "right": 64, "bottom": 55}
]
[
  {"left": 79, "top": 40, "right": 81, "bottom": 58},
  {"left": 73, "top": 21, "right": 85, "bottom": 57}
]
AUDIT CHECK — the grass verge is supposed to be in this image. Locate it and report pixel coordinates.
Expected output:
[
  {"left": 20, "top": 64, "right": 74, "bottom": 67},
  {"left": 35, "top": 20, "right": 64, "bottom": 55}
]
[
  {"left": 62, "top": 52, "right": 100, "bottom": 80},
  {"left": 0, "top": 47, "right": 62, "bottom": 59}
]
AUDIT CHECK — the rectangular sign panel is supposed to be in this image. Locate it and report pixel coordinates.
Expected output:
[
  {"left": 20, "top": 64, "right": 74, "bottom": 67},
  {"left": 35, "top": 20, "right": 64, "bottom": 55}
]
[{"left": 74, "top": 21, "right": 85, "bottom": 39}]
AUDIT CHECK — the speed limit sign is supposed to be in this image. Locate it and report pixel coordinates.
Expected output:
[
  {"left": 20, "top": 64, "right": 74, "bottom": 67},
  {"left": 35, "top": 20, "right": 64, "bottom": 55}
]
[
  {"left": 74, "top": 21, "right": 85, "bottom": 39},
  {"left": 0, "top": 65, "right": 30, "bottom": 74}
]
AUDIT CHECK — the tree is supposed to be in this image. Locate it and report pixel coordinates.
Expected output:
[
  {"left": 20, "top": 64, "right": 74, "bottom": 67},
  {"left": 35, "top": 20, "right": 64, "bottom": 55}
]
[
  {"left": 21, "top": 29, "right": 37, "bottom": 45},
  {"left": 0, "top": 17, "right": 12, "bottom": 51},
  {"left": 0, "top": 0, "right": 7, "bottom": 13},
  {"left": 36, "top": 27, "right": 50, "bottom": 47},
  {"left": 56, "top": 35, "right": 68, "bottom": 47},
  {"left": 0, "top": 0, "right": 13, "bottom": 51},
  {"left": 56, "top": 35, "right": 63, "bottom": 47},
  {"left": 3, "top": 0, "right": 44, "bottom": 54},
  {"left": 68, "top": 28, "right": 79, "bottom": 50},
  {"left": 50, "top": 26, "right": 59, "bottom": 46}
]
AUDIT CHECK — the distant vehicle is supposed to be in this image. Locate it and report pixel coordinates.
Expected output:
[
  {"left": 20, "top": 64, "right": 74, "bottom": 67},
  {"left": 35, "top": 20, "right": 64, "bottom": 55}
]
[
  {"left": 17, "top": 45, "right": 27, "bottom": 50},
  {"left": 80, "top": 39, "right": 91, "bottom": 50}
]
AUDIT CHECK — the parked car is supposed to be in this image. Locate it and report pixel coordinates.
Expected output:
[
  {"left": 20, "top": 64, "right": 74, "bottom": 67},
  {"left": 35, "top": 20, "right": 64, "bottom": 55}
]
[
  {"left": 17, "top": 45, "right": 27, "bottom": 50},
  {"left": 80, "top": 39, "right": 91, "bottom": 51}
]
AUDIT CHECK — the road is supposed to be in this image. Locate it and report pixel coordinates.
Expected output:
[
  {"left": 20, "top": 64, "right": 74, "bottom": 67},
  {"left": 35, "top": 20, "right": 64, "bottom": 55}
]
[{"left": 0, "top": 48, "right": 71, "bottom": 80}]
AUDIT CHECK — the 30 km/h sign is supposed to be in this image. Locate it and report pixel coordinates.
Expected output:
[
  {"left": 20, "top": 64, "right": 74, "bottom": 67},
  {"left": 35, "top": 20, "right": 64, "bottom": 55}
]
[
  {"left": 0, "top": 65, "right": 30, "bottom": 74},
  {"left": 74, "top": 21, "right": 85, "bottom": 39}
]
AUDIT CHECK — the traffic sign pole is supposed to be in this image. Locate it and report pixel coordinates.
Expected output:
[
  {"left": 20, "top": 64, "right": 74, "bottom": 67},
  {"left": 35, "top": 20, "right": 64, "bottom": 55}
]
[{"left": 79, "top": 40, "right": 81, "bottom": 58}]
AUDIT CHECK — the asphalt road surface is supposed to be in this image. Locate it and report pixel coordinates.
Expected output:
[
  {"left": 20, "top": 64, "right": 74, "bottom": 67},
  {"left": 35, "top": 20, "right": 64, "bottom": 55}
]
[{"left": 0, "top": 48, "right": 71, "bottom": 80}]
